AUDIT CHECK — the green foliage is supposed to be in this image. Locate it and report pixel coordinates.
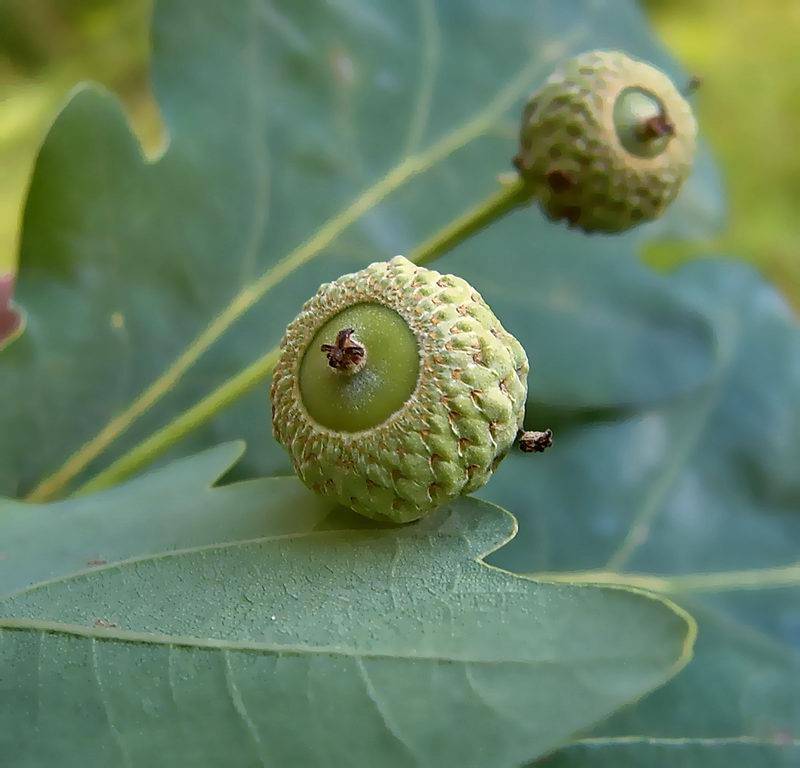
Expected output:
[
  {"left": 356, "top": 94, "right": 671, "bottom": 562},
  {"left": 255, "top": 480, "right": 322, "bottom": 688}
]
[
  {"left": 487, "top": 260, "right": 800, "bottom": 766},
  {"left": 0, "top": 442, "right": 335, "bottom": 594},
  {"left": 0, "top": 1, "right": 797, "bottom": 766},
  {"left": 0, "top": 0, "right": 154, "bottom": 272},
  {"left": 0, "top": 459, "right": 692, "bottom": 766}
]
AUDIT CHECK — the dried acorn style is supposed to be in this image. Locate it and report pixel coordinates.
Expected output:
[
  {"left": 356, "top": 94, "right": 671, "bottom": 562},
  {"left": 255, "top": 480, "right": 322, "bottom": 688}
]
[
  {"left": 515, "top": 49, "right": 697, "bottom": 233},
  {"left": 271, "top": 256, "right": 528, "bottom": 523}
]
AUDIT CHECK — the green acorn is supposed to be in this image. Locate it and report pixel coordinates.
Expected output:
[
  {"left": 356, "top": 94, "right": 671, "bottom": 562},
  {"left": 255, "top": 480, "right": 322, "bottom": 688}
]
[
  {"left": 515, "top": 49, "right": 697, "bottom": 233},
  {"left": 271, "top": 256, "right": 528, "bottom": 523}
]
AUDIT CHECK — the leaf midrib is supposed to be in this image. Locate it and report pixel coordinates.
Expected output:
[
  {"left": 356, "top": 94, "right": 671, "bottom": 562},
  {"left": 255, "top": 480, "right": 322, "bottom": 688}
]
[
  {"left": 0, "top": 618, "right": 682, "bottom": 666},
  {"left": 568, "top": 734, "right": 800, "bottom": 749},
  {"left": 0, "top": 523, "right": 499, "bottom": 600}
]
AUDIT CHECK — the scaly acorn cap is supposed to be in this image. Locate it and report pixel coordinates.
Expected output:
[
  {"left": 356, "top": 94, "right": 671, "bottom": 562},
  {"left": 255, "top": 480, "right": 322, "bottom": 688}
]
[
  {"left": 271, "top": 256, "right": 528, "bottom": 523},
  {"left": 515, "top": 49, "right": 697, "bottom": 233}
]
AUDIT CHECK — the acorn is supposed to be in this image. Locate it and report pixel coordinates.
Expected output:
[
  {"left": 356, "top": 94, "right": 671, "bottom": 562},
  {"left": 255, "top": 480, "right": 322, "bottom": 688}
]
[
  {"left": 271, "top": 256, "right": 528, "bottom": 523},
  {"left": 515, "top": 49, "right": 697, "bottom": 233}
]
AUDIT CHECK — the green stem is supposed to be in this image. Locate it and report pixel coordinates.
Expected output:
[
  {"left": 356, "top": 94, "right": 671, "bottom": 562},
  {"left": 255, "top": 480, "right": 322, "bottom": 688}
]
[
  {"left": 75, "top": 349, "right": 281, "bottom": 497},
  {"left": 411, "top": 177, "right": 532, "bottom": 265},
  {"left": 74, "top": 178, "right": 532, "bottom": 495}
]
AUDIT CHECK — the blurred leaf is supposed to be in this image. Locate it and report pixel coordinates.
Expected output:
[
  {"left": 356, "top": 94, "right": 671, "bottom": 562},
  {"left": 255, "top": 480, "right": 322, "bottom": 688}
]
[
  {"left": 0, "top": 0, "right": 724, "bottom": 499},
  {"left": 0, "top": 442, "right": 334, "bottom": 595},
  {"left": 646, "top": 0, "right": 800, "bottom": 308},
  {"left": 0, "top": 273, "right": 21, "bottom": 347},
  {"left": 0, "top": 488, "right": 693, "bottom": 767},
  {"left": 479, "top": 260, "right": 800, "bottom": 766}
]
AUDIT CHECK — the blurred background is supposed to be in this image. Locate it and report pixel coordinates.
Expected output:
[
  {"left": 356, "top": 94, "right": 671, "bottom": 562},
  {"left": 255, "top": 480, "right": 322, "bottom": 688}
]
[{"left": 1, "top": 0, "right": 798, "bottom": 305}]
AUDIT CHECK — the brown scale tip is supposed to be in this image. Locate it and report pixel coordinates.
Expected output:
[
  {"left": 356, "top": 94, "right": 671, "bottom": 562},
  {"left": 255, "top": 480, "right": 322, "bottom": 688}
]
[
  {"left": 321, "top": 328, "right": 366, "bottom": 372},
  {"left": 518, "top": 428, "right": 554, "bottom": 454}
]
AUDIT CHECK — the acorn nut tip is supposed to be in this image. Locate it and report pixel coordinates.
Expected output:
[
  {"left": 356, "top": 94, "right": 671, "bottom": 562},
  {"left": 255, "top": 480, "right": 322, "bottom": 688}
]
[
  {"left": 271, "top": 256, "right": 529, "bottom": 523},
  {"left": 515, "top": 49, "right": 697, "bottom": 234}
]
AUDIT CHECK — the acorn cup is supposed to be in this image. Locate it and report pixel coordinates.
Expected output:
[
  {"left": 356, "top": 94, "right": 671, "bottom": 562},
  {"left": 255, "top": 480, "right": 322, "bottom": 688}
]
[
  {"left": 515, "top": 49, "right": 697, "bottom": 233},
  {"left": 271, "top": 256, "right": 529, "bottom": 523}
]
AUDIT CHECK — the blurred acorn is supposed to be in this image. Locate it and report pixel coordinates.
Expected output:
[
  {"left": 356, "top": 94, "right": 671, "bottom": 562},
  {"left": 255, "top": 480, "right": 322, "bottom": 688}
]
[{"left": 515, "top": 50, "right": 697, "bottom": 233}]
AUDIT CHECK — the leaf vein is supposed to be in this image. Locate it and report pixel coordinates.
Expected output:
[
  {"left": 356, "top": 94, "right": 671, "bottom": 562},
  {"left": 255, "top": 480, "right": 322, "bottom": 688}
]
[
  {"left": 403, "top": 0, "right": 440, "bottom": 157},
  {"left": 239, "top": 0, "right": 272, "bottom": 287},
  {"left": 571, "top": 734, "right": 800, "bottom": 749},
  {"left": 355, "top": 656, "right": 419, "bottom": 762},
  {"left": 90, "top": 636, "right": 133, "bottom": 768},
  {"left": 222, "top": 649, "right": 268, "bottom": 766}
]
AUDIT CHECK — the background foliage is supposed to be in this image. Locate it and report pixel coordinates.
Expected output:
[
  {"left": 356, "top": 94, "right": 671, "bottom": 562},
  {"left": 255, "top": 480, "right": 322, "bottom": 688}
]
[
  {"left": 2, "top": 0, "right": 798, "bottom": 305},
  {"left": 0, "top": 1, "right": 798, "bottom": 766}
]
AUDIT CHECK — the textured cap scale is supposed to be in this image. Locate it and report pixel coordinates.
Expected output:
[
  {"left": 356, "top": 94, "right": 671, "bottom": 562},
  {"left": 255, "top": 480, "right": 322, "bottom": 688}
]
[{"left": 271, "top": 256, "right": 528, "bottom": 523}]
